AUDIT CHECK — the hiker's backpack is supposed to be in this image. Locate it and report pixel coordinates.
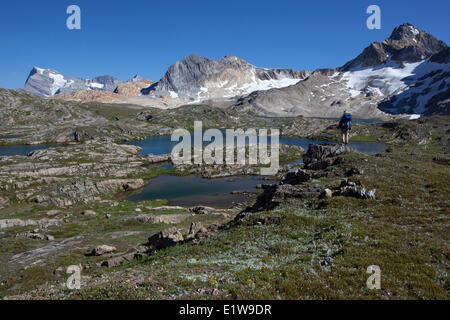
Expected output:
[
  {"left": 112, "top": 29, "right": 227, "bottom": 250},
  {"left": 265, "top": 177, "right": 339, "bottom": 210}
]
[{"left": 341, "top": 113, "right": 352, "bottom": 130}]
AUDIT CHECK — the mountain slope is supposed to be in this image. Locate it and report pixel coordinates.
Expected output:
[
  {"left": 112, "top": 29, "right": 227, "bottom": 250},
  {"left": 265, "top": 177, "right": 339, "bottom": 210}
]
[
  {"left": 20, "top": 67, "right": 123, "bottom": 98},
  {"left": 52, "top": 76, "right": 154, "bottom": 103},
  {"left": 143, "top": 54, "right": 310, "bottom": 101},
  {"left": 232, "top": 23, "right": 449, "bottom": 117}
]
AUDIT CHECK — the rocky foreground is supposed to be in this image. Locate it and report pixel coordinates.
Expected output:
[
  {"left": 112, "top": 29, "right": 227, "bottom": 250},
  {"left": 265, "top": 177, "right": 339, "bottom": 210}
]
[{"left": 0, "top": 116, "right": 448, "bottom": 300}]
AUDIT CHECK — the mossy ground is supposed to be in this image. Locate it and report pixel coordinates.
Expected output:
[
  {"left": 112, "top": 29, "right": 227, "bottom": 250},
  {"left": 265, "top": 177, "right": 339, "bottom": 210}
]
[
  {"left": 1, "top": 117, "right": 449, "bottom": 300},
  {"left": 75, "top": 140, "right": 447, "bottom": 300}
]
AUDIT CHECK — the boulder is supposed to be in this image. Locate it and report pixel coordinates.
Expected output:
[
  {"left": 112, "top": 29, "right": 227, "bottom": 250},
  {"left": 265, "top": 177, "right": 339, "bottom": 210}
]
[
  {"left": 91, "top": 245, "right": 117, "bottom": 256},
  {"left": 254, "top": 184, "right": 322, "bottom": 211},
  {"left": 25, "top": 232, "right": 45, "bottom": 240},
  {"left": 186, "top": 222, "right": 208, "bottom": 241},
  {"left": 81, "top": 210, "right": 97, "bottom": 216},
  {"left": 339, "top": 186, "right": 376, "bottom": 200},
  {"left": 346, "top": 167, "right": 364, "bottom": 177},
  {"left": 46, "top": 210, "right": 60, "bottom": 216},
  {"left": 101, "top": 257, "right": 124, "bottom": 268},
  {"left": 303, "top": 144, "right": 352, "bottom": 166},
  {"left": 305, "top": 158, "right": 334, "bottom": 170},
  {"left": 100, "top": 246, "right": 147, "bottom": 268},
  {"left": 190, "top": 206, "right": 215, "bottom": 215},
  {"left": 148, "top": 227, "right": 184, "bottom": 250},
  {"left": 281, "top": 169, "right": 312, "bottom": 185},
  {"left": 320, "top": 189, "right": 333, "bottom": 199}
]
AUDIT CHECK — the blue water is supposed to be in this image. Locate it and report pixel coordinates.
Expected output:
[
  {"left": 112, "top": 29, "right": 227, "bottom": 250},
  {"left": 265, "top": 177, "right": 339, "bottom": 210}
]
[
  {"left": 127, "top": 135, "right": 180, "bottom": 156},
  {"left": 0, "top": 144, "right": 57, "bottom": 157},
  {"left": 279, "top": 137, "right": 387, "bottom": 155},
  {"left": 126, "top": 175, "right": 276, "bottom": 207},
  {"left": 128, "top": 134, "right": 387, "bottom": 156},
  {"left": 0, "top": 134, "right": 387, "bottom": 158},
  {"left": 0, "top": 135, "right": 386, "bottom": 207},
  {"left": 124, "top": 135, "right": 387, "bottom": 206}
]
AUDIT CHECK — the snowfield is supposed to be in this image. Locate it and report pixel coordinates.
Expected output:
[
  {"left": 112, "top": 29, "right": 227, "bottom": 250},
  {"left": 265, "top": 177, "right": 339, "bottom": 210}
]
[
  {"left": 342, "top": 60, "right": 424, "bottom": 98},
  {"left": 48, "top": 72, "right": 69, "bottom": 96},
  {"left": 342, "top": 58, "right": 450, "bottom": 114}
]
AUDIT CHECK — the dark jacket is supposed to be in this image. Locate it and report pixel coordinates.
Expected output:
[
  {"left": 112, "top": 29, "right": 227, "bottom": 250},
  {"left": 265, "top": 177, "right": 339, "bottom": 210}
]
[{"left": 339, "top": 113, "right": 352, "bottom": 131}]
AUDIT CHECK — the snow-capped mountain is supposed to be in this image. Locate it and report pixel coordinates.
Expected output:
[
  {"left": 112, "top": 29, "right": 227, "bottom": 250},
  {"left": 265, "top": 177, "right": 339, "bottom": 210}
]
[
  {"left": 143, "top": 54, "right": 310, "bottom": 101},
  {"left": 17, "top": 23, "right": 449, "bottom": 117},
  {"left": 20, "top": 67, "right": 123, "bottom": 98},
  {"left": 232, "top": 23, "right": 450, "bottom": 117}
]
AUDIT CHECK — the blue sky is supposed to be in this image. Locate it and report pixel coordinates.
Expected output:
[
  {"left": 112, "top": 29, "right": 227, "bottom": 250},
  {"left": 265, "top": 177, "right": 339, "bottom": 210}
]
[{"left": 0, "top": 0, "right": 449, "bottom": 89}]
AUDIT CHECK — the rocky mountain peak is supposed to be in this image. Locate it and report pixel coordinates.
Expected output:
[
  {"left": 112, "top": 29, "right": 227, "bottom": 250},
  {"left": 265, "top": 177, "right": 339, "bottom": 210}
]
[
  {"left": 145, "top": 54, "right": 308, "bottom": 100},
  {"left": 129, "top": 74, "right": 144, "bottom": 82},
  {"left": 341, "top": 23, "right": 448, "bottom": 71},
  {"left": 388, "top": 23, "right": 421, "bottom": 41},
  {"left": 20, "top": 68, "right": 123, "bottom": 98}
]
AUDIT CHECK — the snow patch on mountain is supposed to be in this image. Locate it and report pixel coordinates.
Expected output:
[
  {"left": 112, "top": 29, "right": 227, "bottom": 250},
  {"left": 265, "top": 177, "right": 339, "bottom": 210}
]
[
  {"left": 21, "top": 67, "right": 123, "bottom": 98},
  {"left": 379, "top": 60, "right": 450, "bottom": 114},
  {"left": 342, "top": 60, "right": 423, "bottom": 98},
  {"left": 89, "top": 82, "right": 105, "bottom": 89},
  {"left": 241, "top": 76, "right": 301, "bottom": 95},
  {"left": 48, "top": 72, "right": 70, "bottom": 95}
]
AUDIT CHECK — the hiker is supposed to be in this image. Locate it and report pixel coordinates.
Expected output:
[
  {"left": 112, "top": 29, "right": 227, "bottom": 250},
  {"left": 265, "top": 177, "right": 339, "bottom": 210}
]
[{"left": 338, "top": 111, "right": 352, "bottom": 145}]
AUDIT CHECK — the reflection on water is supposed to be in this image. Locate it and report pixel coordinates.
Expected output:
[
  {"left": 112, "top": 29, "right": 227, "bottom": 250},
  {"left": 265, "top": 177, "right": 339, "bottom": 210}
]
[
  {"left": 125, "top": 175, "right": 275, "bottom": 208},
  {"left": 125, "top": 135, "right": 387, "bottom": 206},
  {"left": 0, "top": 133, "right": 387, "bottom": 207}
]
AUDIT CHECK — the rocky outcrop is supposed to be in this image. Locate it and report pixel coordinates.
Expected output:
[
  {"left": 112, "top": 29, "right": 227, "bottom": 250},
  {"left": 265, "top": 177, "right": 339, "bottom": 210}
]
[
  {"left": 186, "top": 222, "right": 208, "bottom": 241},
  {"left": 323, "top": 178, "right": 376, "bottom": 200},
  {"left": 303, "top": 144, "right": 351, "bottom": 168},
  {"left": 135, "top": 214, "right": 191, "bottom": 224},
  {"left": 52, "top": 90, "right": 121, "bottom": 103},
  {"left": 9, "top": 236, "right": 84, "bottom": 265},
  {"left": 241, "top": 144, "right": 354, "bottom": 212},
  {"left": 100, "top": 246, "right": 148, "bottom": 268},
  {"left": 17, "top": 231, "right": 54, "bottom": 241},
  {"left": 147, "top": 227, "right": 184, "bottom": 250},
  {"left": 0, "top": 218, "right": 60, "bottom": 230},
  {"left": 189, "top": 206, "right": 215, "bottom": 215},
  {"left": 254, "top": 184, "right": 323, "bottom": 210},
  {"left": 0, "top": 141, "right": 158, "bottom": 207},
  {"left": 52, "top": 78, "right": 154, "bottom": 103},
  {"left": 114, "top": 79, "right": 153, "bottom": 96},
  {"left": 90, "top": 245, "right": 117, "bottom": 256}
]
